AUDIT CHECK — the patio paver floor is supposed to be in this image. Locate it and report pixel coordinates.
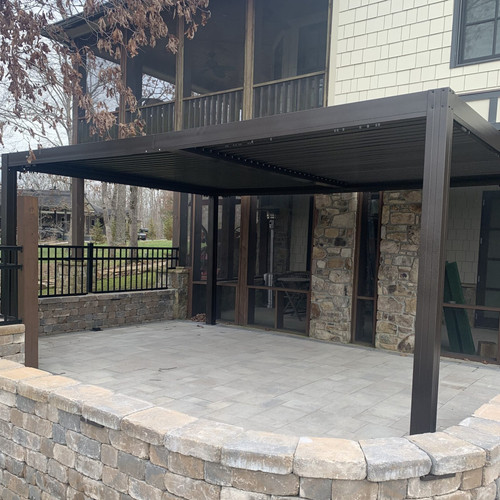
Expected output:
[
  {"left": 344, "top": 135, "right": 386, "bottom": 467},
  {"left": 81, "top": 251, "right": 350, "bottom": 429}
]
[{"left": 39, "top": 320, "right": 500, "bottom": 439}]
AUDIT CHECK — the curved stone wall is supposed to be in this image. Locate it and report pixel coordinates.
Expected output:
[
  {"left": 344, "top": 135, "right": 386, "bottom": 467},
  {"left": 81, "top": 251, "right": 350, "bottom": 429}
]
[{"left": 0, "top": 357, "right": 499, "bottom": 499}]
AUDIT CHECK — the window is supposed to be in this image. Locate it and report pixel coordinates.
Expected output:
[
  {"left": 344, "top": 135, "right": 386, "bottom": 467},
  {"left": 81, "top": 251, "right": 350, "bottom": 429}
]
[{"left": 455, "top": 0, "right": 500, "bottom": 65}]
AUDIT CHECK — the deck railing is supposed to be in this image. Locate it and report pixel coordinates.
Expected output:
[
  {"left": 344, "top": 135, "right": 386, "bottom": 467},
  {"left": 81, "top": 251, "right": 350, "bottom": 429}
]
[
  {"left": 183, "top": 88, "right": 244, "bottom": 129},
  {"left": 253, "top": 72, "right": 325, "bottom": 118},
  {"left": 39, "top": 244, "right": 179, "bottom": 297},
  {"left": 77, "top": 74, "right": 325, "bottom": 142},
  {"left": 0, "top": 246, "right": 22, "bottom": 325},
  {"left": 77, "top": 101, "right": 176, "bottom": 143}
]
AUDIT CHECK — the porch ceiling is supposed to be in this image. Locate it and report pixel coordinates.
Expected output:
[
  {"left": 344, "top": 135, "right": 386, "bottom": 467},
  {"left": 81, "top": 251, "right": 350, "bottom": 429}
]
[{"left": 6, "top": 88, "right": 500, "bottom": 196}]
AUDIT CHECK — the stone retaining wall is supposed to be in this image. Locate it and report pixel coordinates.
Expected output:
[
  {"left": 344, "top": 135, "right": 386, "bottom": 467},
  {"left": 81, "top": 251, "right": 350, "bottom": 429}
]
[
  {"left": 38, "top": 268, "right": 190, "bottom": 336},
  {"left": 1, "top": 357, "right": 500, "bottom": 499},
  {"left": 0, "top": 325, "right": 25, "bottom": 364}
]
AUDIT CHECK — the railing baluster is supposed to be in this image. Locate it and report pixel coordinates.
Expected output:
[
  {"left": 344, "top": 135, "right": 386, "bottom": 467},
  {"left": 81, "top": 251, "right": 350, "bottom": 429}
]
[{"left": 36, "top": 244, "right": 178, "bottom": 297}]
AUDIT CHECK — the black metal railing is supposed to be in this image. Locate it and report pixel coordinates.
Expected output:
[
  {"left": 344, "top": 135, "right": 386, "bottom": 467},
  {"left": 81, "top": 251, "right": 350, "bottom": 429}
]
[
  {"left": 39, "top": 244, "right": 179, "bottom": 297},
  {"left": 0, "top": 246, "right": 22, "bottom": 324}
]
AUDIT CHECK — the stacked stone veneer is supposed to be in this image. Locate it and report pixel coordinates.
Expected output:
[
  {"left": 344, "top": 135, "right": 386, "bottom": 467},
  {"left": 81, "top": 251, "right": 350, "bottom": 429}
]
[
  {"left": 38, "top": 268, "right": 190, "bottom": 336},
  {"left": 1, "top": 358, "right": 500, "bottom": 499},
  {"left": 310, "top": 193, "right": 357, "bottom": 343},
  {"left": 0, "top": 325, "right": 25, "bottom": 364},
  {"left": 376, "top": 191, "right": 421, "bottom": 353}
]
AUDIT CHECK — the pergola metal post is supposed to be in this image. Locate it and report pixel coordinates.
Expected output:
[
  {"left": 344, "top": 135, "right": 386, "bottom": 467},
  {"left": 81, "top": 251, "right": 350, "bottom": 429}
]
[
  {"left": 1, "top": 155, "right": 17, "bottom": 320},
  {"left": 410, "top": 88, "right": 454, "bottom": 435},
  {"left": 206, "top": 195, "right": 218, "bottom": 325},
  {"left": 1, "top": 154, "right": 17, "bottom": 246}
]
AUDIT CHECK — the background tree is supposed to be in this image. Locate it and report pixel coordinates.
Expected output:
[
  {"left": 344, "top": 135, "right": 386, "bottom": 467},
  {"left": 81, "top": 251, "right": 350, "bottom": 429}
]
[{"left": 1, "top": 0, "right": 206, "bottom": 243}]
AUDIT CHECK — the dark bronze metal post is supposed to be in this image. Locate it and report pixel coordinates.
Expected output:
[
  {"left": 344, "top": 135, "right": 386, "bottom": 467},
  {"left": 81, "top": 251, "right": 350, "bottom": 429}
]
[
  {"left": 206, "top": 195, "right": 218, "bottom": 325},
  {"left": 410, "top": 89, "right": 454, "bottom": 435},
  {"left": 1, "top": 155, "right": 17, "bottom": 320}
]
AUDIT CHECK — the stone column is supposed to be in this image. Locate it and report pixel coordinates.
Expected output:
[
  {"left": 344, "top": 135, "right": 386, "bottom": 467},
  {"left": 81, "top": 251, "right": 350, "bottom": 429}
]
[
  {"left": 376, "top": 190, "right": 421, "bottom": 353},
  {"left": 309, "top": 193, "right": 357, "bottom": 343}
]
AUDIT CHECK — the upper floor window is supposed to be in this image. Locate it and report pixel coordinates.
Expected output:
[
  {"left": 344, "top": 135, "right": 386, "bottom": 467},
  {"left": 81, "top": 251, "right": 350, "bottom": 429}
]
[
  {"left": 456, "top": 0, "right": 500, "bottom": 64},
  {"left": 254, "top": 0, "right": 329, "bottom": 84}
]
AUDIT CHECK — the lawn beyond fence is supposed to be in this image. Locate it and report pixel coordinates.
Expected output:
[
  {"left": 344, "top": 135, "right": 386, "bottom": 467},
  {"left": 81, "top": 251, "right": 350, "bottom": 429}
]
[{"left": 38, "top": 243, "right": 179, "bottom": 297}]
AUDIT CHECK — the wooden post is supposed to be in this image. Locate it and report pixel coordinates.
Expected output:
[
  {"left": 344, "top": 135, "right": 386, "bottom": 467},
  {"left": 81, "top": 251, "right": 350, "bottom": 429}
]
[
  {"left": 206, "top": 195, "right": 218, "bottom": 325},
  {"left": 17, "top": 196, "right": 39, "bottom": 368},
  {"left": 237, "top": 196, "right": 253, "bottom": 324},
  {"left": 410, "top": 89, "right": 453, "bottom": 435},
  {"left": 243, "top": 0, "right": 255, "bottom": 120},
  {"left": 71, "top": 51, "right": 86, "bottom": 247},
  {"left": 175, "top": 16, "right": 185, "bottom": 131}
]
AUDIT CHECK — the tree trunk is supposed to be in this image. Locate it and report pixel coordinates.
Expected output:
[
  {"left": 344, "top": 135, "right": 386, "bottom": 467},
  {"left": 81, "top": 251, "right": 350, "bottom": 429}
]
[
  {"left": 114, "top": 184, "right": 127, "bottom": 245},
  {"left": 101, "top": 182, "right": 114, "bottom": 245},
  {"left": 129, "top": 185, "right": 138, "bottom": 246}
]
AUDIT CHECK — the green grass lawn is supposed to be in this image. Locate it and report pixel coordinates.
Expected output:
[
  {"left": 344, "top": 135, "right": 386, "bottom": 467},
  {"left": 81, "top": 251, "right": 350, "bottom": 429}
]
[{"left": 138, "top": 239, "right": 173, "bottom": 248}]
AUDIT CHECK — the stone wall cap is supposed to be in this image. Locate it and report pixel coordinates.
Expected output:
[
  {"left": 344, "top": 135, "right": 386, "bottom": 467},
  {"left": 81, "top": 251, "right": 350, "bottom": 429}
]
[
  {"left": 221, "top": 430, "right": 298, "bottom": 475},
  {"left": 81, "top": 392, "right": 153, "bottom": 430},
  {"left": 0, "top": 324, "right": 25, "bottom": 335},
  {"left": 49, "top": 383, "right": 114, "bottom": 414},
  {"left": 166, "top": 419, "right": 244, "bottom": 462},
  {"left": 359, "top": 437, "right": 431, "bottom": 481},
  {"left": 0, "top": 359, "right": 23, "bottom": 371},
  {"left": 474, "top": 403, "right": 500, "bottom": 423},
  {"left": 294, "top": 437, "right": 366, "bottom": 480},
  {"left": 0, "top": 367, "right": 51, "bottom": 393},
  {"left": 17, "top": 375, "right": 81, "bottom": 403},
  {"left": 460, "top": 416, "right": 500, "bottom": 437},
  {"left": 445, "top": 425, "right": 500, "bottom": 465},
  {"left": 122, "top": 407, "right": 197, "bottom": 445},
  {"left": 408, "top": 432, "right": 486, "bottom": 475}
]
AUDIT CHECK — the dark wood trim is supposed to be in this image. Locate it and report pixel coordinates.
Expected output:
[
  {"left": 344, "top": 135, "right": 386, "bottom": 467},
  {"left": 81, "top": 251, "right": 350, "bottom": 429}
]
[
  {"left": 175, "top": 16, "right": 185, "bottom": 131},
  {"left": 236, "top": 196, "right": 252, "bottom": 324},
  {"left": 351, "top": 193, "right": 363, "bottom": 344},
  {"left": 243, "top": 0, "right": 255, "bottom": 120},
  {"left": 174, "top": 192, "right": 189, "bottom": 267},
  {"left": 410, "top": 88, "right": 454, "bottom": 435},
  {"left": 192, "top": 195, "right": 203, "bottom": 281},
  {"left": 206, "top": 195, "right": 218, "bottom": 325}
]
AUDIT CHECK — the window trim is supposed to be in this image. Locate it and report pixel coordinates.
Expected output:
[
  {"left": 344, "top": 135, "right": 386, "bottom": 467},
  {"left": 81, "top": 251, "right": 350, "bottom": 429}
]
[{"left": 452, "top": 0, "right": 500, "bottom": 67}]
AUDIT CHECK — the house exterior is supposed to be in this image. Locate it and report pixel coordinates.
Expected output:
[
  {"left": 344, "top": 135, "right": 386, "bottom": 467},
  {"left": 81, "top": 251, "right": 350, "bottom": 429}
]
[
  {"left": 17, "top": 189, "right": 102, "bottom": 241},
  {"left": 167, "top": 0, "right": 500, "bottom": 365},
  {"left": 15, "top": 0, "right": 500, "bottom": 365}
]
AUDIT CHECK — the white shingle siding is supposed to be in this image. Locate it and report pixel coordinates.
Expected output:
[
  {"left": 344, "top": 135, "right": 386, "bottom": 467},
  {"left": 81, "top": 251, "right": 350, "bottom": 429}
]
[{"left": 329, "top": 0, "right": 500, "bottom": 119}]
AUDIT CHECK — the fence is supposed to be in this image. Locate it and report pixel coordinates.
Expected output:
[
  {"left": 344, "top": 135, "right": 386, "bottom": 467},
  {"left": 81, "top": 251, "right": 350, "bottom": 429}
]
[
  {"left": 0, "top": 246, "right": 22, "bottom": 324},
  {"left": 39, "top": 243, "right": 179, "bottom": 297}
]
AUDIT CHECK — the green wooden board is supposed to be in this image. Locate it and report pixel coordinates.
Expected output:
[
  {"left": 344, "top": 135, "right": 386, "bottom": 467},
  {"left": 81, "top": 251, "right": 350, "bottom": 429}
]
[{"left": 443, "top": 262, "right": 476, "bottom": 355}]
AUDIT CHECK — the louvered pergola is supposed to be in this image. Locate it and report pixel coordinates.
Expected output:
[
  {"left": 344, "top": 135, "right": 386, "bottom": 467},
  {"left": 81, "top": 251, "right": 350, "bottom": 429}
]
[{"left": 4, "top": 88, "right": 500, "bottom": 435}]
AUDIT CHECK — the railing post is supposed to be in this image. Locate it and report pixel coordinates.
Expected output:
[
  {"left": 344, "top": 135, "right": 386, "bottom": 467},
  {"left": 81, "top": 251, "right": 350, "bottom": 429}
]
[{"left": 86, "top": 243, "right": 94, "bottom": 294}]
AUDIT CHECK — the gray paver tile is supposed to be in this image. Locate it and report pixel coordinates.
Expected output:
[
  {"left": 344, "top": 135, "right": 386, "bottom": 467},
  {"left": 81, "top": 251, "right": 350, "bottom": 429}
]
[{"left": 39, "top": 320, "right": 500, "bottom": 439}]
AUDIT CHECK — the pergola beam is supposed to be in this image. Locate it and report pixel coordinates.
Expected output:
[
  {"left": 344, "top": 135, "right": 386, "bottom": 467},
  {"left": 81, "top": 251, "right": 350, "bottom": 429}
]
[{"left": 410, "top": 88, "right": 453, "bottom": 435}]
